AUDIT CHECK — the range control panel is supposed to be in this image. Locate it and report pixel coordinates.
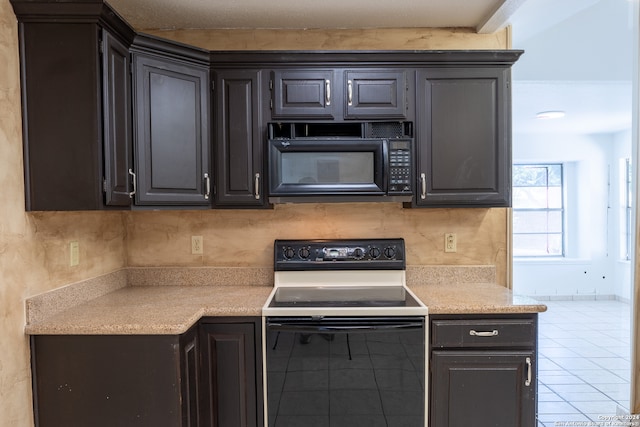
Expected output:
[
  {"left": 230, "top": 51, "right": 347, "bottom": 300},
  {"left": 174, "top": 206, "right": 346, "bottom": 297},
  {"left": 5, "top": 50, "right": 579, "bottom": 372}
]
[{"left": 274, "top": 238, "right": 405, "bottom": 271}]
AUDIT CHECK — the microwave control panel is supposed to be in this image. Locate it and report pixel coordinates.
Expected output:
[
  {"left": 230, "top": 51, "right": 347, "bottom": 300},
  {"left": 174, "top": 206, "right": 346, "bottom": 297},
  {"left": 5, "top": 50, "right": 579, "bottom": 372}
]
[{"left": 388, "top": 139, "right": 413, "bottom": 195}]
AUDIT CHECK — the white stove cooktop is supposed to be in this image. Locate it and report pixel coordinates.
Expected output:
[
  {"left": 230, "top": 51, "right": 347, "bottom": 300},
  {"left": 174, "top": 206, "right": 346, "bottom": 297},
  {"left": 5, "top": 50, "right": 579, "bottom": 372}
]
[{"left": 262, "top": 270, "right": 428, "bottom": 316}]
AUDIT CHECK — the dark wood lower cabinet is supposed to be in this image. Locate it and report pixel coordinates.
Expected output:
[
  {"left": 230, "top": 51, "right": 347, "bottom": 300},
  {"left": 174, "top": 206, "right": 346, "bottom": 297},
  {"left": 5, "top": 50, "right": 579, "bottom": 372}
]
[
  {"left": 430, "top": 314, "right": 537, "bottom": 427},
  {"left": 31, "top": 326, "right": 198, "bottom": 427},
  {"left": 30, "top": 318, "right": 264, "bottom": 427},
  {"left": 431, "top": 350, "right": 535, "bottom": 427},
  {"left": 32, "top": 313, "right": 539, "bottom": 427},
  {"left": 199, "top": 317, "right": 263, "bottom": 427},
  {"left": 181, "top": 326, "right": 201, "bottom": 427}
]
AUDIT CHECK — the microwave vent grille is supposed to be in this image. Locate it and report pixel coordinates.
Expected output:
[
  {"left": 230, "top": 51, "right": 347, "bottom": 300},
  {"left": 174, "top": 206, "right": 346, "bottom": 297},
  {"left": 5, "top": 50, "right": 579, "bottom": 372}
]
[{"left": 368, "top": 122, "right": 407, "bottom": 138}]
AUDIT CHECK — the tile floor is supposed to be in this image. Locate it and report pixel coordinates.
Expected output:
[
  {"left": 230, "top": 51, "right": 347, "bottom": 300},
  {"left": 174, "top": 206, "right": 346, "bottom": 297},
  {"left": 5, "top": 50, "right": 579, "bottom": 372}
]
[{"left": 536, "top": 299, "right": 632, "bottom": 426}]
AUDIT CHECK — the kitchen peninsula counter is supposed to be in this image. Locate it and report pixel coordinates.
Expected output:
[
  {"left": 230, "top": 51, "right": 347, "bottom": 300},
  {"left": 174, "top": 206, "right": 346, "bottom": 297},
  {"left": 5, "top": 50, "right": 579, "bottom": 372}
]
[
  {"left": 410, "top": 282, "right": 547, "bottom": 315},
  {"left": 25, "top": 267, "right": 547, "bottom": 335}
]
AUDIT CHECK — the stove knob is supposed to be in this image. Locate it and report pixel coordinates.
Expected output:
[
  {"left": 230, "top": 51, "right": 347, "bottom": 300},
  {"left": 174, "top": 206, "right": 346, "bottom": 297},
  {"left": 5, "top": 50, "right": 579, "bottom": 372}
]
[
  {"left": 283, "top": 246, "right": 296, "bottom": 259},
  {"left": 369, "top": 247, "right": 381, "bottom": 259},
  {"left": 383, "top": 246, "right": 396, "bottom": 259},
  {"left": 299, "top": 247, "right": 311, "bottom": 259},
  {"left": 352, "top": 247, "right": 365, "bottom": 259}
]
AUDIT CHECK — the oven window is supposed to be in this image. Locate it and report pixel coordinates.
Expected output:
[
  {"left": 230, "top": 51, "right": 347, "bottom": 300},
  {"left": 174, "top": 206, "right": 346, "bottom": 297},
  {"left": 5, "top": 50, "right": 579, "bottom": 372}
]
[
  {"left": 281, "top": 152, "right": 374, "bottom": 184},
  {"left": 266, "top": 320, "right": 425, "bottom": 426}
]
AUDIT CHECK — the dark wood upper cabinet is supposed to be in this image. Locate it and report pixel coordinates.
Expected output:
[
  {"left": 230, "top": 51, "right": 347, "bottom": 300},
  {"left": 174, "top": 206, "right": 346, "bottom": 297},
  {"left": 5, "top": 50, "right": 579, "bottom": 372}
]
[
  {"left": 11, "top": 0, "right": 522, "bottom": 212},
  {"left": 271, "top": 69, "right": 337, "bottom": 119},
  {"left": 214, "top": 69, "right": 267, "bottom": 207},
  {"left": 132, "top": 41, "right": 211, "bottom": 206},
  {"left": 344, "top": 70, "right": 408, "bottom": 119},
  {"left": 11, "top": 1, "right": 135, "bottom": 210},
  {"left": 102, "top": 30, "right": 134, "bottom": 206},
  {"left": 415, "top": 67, "right": 512, "bottom": 207},
  {"left": 270, "top": 68, "right": 409, "bottom": 120}
]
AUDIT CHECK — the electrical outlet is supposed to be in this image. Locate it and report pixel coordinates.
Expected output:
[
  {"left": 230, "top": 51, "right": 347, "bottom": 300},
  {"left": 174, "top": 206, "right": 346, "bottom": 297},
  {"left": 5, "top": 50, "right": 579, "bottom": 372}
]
[
  {"left": 191, "top": 236, "right": 203, "bottom": 255},
  {"left": 69, "top": 241, "right": 79, "bottom": 266},
  {"left": 445, "top": 233, "right": 457, "bottom": 253}
]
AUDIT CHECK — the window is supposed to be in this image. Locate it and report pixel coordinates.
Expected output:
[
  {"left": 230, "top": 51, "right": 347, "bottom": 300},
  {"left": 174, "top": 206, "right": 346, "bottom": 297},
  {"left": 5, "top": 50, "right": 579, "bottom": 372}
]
[
  {"left": 621, "top": 158, "right": 632, "bottom": 261},
  {"left": 513, "top": 164, "right": 564, "bottom": 257}
]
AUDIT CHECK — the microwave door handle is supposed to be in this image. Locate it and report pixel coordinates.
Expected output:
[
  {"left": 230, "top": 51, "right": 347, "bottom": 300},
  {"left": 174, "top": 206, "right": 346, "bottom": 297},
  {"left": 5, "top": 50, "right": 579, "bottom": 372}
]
[{"left": 383, "top": 140, "right": 389, "bottom": 192}]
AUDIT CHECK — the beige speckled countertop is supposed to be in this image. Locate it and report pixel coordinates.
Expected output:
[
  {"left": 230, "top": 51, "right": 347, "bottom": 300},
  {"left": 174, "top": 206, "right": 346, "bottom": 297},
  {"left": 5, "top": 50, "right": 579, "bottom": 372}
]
[
  {"left": 410, "top": 282, "right": 546, "bottom": 315},
  {"left": 25, "top": 285, "right": 273, "bottom": 335},
  {"left": 24, "top": 267, "right": 546, "bottom": 335}
]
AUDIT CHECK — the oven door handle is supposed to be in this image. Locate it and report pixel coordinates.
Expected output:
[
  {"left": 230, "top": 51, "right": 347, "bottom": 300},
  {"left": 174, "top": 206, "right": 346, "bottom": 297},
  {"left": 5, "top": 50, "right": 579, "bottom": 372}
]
[{"left": 267, "top": 322, "right": 424, "bottom": 333}]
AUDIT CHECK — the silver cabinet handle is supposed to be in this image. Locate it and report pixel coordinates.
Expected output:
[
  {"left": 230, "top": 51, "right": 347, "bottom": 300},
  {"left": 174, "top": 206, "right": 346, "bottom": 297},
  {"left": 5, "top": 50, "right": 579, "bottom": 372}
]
[
  {"left": 204, "top": 173, "right": 210, "bottom": 200},
  {"left": 128, "top": 168, "right": 136, "bottom": 198},
  {"left": 347, "top": 80, "right": 353, "bottom": 106},
  {"left": 420, "top": 173, "right": 426, "bottom": 200},
  {"left": 469, "top": 329, "right": 499, "bottom": 337},
  {"left": 525, "top": 357, "right": 532, "bottom": 386},
  {"left": 254, "top": 173, "right": 260, "bottom": 200},
  {"left": 325, "top": 79, "right": 331, "bottom": 106}
]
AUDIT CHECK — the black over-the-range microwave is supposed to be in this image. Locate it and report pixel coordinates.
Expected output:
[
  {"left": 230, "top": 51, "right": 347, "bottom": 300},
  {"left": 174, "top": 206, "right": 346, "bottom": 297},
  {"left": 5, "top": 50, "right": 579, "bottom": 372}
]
[{"left": 267, "top": 121, "right": 414, "bottom": 203}]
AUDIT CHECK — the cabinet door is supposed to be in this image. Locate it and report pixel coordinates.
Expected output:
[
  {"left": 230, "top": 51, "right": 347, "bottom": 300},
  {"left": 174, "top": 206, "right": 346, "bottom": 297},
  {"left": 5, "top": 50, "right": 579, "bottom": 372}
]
[
  {"left": 31, "top": 335, "right": 185, "bottom": 427},
  {"left": 345, "top": 70, "right": 407, "bottom": 119},
  {"left": 102, "top": 30, "right": 133, "bottom": 207},
  {"left": 180, "top": 326, "right": 200, "bottom": 427},
  {"left": 18, "top": 23, "right": 105, "bottom": 210},
  {"left": 271, "top": 70, "right": 336, "bottom": 119},
  {"left": 133, "top": 54, "right": 211, "bottom": 205},
  {"left": 199, "top": 319, "right": 262, "bottom": 427},
  {"left": 416, "top": 68, "right": 511, "bottom": 207},
  {"left": 431, "top": 350, "right": 535, "bottom": 427},
  {"left": 214, "top": 70, "right": 266, "bottom": 207}
]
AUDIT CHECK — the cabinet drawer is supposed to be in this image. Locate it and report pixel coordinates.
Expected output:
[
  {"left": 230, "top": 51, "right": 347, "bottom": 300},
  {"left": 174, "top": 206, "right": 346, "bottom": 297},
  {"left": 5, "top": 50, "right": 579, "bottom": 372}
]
[{"left": 431, "top": 318, "right": 535, "bottom": 348}]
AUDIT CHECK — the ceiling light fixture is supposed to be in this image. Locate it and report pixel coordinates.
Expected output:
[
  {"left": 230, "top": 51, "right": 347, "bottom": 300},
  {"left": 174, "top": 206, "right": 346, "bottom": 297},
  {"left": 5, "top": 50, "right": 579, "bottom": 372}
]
[{"left": 536, "top": 110, "right": 566, "bottom": 120}]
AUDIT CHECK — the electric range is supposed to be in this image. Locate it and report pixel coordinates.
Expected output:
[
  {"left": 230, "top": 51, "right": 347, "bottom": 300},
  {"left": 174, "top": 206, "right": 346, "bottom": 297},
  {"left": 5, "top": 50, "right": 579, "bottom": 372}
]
[{"left": 262, "top": 238, "right": 428, "bottom": 427}]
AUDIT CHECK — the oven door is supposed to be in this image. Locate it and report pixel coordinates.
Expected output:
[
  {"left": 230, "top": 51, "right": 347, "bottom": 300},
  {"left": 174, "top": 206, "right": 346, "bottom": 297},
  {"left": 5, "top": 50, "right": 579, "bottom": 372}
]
[
  {"left": 267, "top": 138, "right": 386, "bottom": 200},
  {"left": 265, "top": 316, "right": 426, "bottom": 427}
]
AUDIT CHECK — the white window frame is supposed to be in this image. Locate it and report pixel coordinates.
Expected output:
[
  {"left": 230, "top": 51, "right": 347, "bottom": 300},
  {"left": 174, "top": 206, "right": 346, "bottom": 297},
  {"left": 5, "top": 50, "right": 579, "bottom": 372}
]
[{"left": 512, "top": 164, "right": 565, "bottom": 258}]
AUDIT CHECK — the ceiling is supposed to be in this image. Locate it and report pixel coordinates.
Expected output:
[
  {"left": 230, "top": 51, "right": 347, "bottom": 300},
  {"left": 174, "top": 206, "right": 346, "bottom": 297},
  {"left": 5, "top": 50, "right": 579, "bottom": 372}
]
[
  {"left": 508, "top": 0, "right": 634, "bottom": 136},
  {"left": 106, "top": 0, "right": 522, "bottom": 32},
  {"left": 107, "top": 0, "right": 635, "bottom": 136}
]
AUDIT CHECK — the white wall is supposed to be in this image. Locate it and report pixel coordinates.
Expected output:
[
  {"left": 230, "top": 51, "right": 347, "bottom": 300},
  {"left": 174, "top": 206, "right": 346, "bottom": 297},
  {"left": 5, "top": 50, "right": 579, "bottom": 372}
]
[{"left": 513, "top": 130, "right": 632, "bottom": 299}]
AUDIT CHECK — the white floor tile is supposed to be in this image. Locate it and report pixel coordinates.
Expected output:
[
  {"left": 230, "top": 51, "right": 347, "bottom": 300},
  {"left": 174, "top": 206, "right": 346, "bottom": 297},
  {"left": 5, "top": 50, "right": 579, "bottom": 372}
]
[{"left": 537, "top": 300, "right": 631, "bottom": 423}]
